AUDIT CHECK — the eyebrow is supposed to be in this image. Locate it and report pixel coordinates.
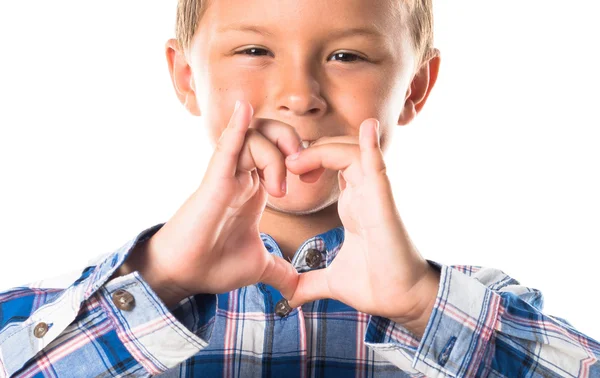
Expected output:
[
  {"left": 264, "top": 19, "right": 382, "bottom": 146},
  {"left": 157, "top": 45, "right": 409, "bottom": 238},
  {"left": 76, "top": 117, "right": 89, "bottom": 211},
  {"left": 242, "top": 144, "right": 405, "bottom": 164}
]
[
  {"left": 217, "top": 24, "right": 385, "bottom": 41},
  {"left": 326, "top": 27, "right": 386, "bottom": 41},
  {"left": 217, "top": 24, "right": 275, "bottom": 37}
]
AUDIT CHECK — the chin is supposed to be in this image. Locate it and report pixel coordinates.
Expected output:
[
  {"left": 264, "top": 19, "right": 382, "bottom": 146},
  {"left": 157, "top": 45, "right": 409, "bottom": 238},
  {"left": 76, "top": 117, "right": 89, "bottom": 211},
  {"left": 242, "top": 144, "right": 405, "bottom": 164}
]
[{"left": 266, "top": 171, "right": 340, "bottom": 215}]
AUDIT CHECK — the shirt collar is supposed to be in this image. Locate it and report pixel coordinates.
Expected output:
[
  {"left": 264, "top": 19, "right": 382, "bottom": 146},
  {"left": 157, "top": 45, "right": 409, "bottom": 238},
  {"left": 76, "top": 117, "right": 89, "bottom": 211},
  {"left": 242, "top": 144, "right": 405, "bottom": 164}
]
[{"left": 260, "top": 227, "right": 345, "bottom": 272}]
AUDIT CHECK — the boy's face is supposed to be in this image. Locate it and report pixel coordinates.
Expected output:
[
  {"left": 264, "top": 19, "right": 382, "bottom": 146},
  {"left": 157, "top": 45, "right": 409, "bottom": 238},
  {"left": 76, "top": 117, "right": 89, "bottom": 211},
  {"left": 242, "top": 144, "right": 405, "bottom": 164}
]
[{"left": 168, "top": 0, "right": 438, "bottom": 215}]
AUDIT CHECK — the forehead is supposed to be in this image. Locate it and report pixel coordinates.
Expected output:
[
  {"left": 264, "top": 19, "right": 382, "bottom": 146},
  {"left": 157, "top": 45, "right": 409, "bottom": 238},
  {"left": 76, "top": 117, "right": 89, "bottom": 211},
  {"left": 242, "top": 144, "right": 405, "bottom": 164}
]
[{"left": 198, "top": 0, "right": 410, "bottom": 45}]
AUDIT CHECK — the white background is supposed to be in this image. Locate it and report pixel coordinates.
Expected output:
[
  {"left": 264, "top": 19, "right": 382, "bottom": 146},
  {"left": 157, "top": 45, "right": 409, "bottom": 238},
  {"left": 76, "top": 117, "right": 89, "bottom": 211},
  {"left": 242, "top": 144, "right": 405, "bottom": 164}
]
[{"left": 1, "top": 1, "right": 598, "bottom": 340}]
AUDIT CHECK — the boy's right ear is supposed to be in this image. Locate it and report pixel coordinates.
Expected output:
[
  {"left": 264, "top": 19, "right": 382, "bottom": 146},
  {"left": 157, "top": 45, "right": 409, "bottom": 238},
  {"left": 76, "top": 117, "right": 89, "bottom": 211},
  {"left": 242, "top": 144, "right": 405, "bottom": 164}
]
[{"left": 165, "top": 39, "right": 201, "bottom": 116}]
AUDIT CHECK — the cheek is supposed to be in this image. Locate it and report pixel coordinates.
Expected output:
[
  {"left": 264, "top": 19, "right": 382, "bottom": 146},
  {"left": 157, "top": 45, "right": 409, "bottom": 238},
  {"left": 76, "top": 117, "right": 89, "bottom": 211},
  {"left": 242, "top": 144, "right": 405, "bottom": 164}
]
[
  {"left": 329, "top": 72, "right": 404, "bottom": 154},
  {"left": 330, "top": 73, "right": 396, "bottom": 132},
  {"left": 201, "top": 65, "right": 269, "bottom": 145}
]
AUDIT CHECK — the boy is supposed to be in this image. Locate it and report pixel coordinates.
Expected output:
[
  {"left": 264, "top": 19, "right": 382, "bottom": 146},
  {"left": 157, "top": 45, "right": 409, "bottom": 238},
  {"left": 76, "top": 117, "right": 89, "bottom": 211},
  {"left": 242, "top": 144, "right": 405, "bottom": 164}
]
[{"left": 0, "top": 0, "right": 598, "bottom": 377}]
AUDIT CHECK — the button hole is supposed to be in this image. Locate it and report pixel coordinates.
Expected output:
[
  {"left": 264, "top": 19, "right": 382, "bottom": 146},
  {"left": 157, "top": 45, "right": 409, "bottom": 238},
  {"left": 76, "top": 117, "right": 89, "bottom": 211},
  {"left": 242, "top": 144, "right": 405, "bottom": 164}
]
[{"left": 437, "top": 336, "right": 457, "bottom": 366}]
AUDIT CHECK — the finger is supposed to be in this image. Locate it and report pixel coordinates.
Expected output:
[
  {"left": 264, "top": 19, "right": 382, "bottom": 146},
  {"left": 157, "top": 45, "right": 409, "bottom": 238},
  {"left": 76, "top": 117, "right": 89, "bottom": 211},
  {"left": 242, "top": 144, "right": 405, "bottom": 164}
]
[
  {"left": 359, "top": 119, "right": 386, "bottom": 175},
  {"left": 294, "top": 135, "right": 356, "bottom": 183},
  {"left": 286, "top": 143, "right": 363, "bottom": 184},
  {"left": 298, "top": 167, "right": 325, "bottom": 183},
  {"left": 258, "top": 254, "right": 299, "bottom": 301},
  {"left": 252, "top": 118, "right": 305, "bottom": 157},
  {"left": 239, "top": 119, "right": 305, "bottom": 196},
  {"left": 308, "top": 135, "right": 358, "bottom": 147},
  {"left": 208, "top": 100, "right": 253, "bottom": 179},
  {"left": 338, "top": 170, "right": 347, "bottom": 191},
  {"left": 287, "top": 269, "right": 332, "bottom": 308},
  {"left": 238, "top": 129, "right": 288, "bottom": 197}
]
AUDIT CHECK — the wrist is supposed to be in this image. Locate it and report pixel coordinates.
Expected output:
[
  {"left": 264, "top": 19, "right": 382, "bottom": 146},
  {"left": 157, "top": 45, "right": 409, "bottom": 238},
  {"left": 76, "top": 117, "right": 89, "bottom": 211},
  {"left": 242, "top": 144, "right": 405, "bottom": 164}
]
[
  {"left": 390, "top": 264, "right": 440, "bottom": 338},
  {"left": 109, "top": 238, "right": 191, "bottom": 310}
]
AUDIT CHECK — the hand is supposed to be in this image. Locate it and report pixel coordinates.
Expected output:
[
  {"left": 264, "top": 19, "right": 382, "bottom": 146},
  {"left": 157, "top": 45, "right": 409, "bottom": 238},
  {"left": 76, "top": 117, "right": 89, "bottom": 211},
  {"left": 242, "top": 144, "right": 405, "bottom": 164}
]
[
  {"left": 118, "top": 101, "right": 304, "bottom": 307},
  {"left": 285, "top": 119, "right": 440, "bottom": 336}
]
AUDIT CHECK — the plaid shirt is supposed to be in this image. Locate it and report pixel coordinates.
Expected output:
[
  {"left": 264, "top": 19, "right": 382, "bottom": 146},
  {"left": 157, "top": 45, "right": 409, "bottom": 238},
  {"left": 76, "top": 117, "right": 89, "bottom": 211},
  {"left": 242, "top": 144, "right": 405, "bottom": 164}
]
[{"left": 1, "top": 223, "right": 599, "bottom": 377}]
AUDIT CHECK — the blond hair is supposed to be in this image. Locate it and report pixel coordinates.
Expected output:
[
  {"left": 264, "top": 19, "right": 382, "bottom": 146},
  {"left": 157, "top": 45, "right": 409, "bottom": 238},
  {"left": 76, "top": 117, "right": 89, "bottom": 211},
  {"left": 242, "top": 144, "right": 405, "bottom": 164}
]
[{"left": 175, "top": 0, "right": 434, "bottom": 66}]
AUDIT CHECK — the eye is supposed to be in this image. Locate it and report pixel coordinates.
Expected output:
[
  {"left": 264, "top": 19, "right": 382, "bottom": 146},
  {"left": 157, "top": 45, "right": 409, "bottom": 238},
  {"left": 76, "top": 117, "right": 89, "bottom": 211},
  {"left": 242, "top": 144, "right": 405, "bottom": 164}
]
[
  {"left": 235, "top": 47, "right": 273, "bottom": 57},
  {"left": 328, "top": 52, "right": 366, "bottom": 63}
]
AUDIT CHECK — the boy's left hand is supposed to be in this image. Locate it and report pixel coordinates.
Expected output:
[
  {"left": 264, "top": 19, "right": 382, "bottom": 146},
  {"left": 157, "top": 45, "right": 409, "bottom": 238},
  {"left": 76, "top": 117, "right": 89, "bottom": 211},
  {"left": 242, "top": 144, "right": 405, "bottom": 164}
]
[{"left": 284, "top": 119, "right": 440, "bottom": 337}]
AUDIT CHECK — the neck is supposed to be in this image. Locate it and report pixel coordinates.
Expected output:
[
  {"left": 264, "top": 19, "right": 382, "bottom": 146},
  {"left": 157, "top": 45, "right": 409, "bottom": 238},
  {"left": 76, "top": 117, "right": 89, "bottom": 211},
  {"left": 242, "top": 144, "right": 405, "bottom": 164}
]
[{"left": 259, "top": 201, "right": 342, "bottom": 261}]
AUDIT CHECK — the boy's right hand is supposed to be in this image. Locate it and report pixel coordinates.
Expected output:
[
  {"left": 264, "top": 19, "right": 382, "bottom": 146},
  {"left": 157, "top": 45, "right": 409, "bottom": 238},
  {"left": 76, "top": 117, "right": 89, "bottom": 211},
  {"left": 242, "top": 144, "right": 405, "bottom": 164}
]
[{"left": 115, "top": 101, "right": 304, "bottom": 308}]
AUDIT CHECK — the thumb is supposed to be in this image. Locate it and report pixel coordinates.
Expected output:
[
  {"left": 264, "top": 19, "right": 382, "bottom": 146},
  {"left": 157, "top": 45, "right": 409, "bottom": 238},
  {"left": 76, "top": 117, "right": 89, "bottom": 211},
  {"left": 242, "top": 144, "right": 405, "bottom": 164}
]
[
  {"left": 287, "top": 269, "right": 332, "bottom": 309},
  {"left": 258, "top": 253, "right": 299, "bottom": 300}
]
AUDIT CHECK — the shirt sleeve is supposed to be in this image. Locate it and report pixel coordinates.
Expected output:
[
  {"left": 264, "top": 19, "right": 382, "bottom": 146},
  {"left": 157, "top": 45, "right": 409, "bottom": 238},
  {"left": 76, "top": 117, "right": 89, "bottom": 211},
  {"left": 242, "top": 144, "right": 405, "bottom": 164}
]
[
  {"left": 364, "top": 261, "right": 600, "bottom": 378},
  {"left": 0, "top": 223, "right": 217, "bottom": 377}
]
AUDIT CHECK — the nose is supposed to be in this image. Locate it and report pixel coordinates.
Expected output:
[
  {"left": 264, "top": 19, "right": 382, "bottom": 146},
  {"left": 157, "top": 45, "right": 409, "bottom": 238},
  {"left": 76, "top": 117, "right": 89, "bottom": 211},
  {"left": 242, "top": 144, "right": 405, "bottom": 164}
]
[{"left": 275, "top": 63, "right": 327, "bottom": 118}]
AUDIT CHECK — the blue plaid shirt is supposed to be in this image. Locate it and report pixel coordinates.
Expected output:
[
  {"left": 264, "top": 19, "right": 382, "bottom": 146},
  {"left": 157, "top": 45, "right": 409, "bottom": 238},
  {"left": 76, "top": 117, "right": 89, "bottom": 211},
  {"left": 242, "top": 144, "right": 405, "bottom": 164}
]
[{"left": 1, "top": 223, "right": 599, "bottom": 377}]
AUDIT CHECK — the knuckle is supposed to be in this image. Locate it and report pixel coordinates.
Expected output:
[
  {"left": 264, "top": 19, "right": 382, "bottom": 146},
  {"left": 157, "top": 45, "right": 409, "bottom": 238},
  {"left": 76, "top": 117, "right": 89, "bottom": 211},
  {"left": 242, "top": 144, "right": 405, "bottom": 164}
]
[
  {"left": 215, "top": 137, "right": 228, "bottom": 154},
  {"left": 281, "top": 123, "right": 299, "bottom": 138},
  {"left": 257, "top": 120, "right": 300, "bottom": 144},
  {"left": 245, "top": 128, "right": 259, "bottom": 138}
]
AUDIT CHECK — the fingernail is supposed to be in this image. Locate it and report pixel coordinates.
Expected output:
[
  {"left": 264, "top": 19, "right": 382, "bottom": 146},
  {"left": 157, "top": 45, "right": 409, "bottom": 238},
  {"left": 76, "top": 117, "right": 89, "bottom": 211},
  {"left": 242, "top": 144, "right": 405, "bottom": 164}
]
[
  {"left": 281, "top": 180, "right": 287, "bottom": 194},
  {"left": 287, "top": 152, "right": 300, "bottom": 161},
  {"left": 234, "top": 100, "right": 241, "bottom": 112}
]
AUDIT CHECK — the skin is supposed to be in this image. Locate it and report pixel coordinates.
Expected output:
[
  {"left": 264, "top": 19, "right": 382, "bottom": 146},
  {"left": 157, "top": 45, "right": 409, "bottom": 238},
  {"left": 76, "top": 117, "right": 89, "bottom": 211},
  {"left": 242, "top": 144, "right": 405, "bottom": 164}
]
[
  {"left": 168, "top": 0, "right": 439, "bottom": 260},
  {"left": 112, "top": 0, "right": 442, "bottom": 338}
]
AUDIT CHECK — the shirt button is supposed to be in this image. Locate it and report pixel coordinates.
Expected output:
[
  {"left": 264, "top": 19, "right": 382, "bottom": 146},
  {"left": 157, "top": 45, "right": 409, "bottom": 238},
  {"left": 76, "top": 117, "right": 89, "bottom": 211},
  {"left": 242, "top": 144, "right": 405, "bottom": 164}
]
[
  {"left": 112, "top": 289, "right": 136, "bottom": 311},
  {"left": 275, "top": 298, "right": 292, "bottom": 317},
  {"left": 33, "top": 322, "right": 48, "bottom": 338},
  {"left": 305, "top": 248, "right": 322, "bottom": 269}
]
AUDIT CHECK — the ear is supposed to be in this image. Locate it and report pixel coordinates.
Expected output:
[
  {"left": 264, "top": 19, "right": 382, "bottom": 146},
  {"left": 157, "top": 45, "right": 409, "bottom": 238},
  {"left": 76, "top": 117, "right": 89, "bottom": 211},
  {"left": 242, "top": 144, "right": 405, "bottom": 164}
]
[
  {"left": 165, "top": 39, "right": 201, "bottom": 116},
  {"left": 397, "top": 48, "right": 441, "bottom": 126}
]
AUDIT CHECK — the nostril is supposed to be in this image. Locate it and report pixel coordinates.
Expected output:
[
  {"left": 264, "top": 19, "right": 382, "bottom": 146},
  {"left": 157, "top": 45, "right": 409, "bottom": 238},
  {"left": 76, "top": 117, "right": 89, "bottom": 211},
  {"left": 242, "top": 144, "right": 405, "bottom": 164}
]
[{"left": 308, "top": 108, "right": 320, "bottom": 115}]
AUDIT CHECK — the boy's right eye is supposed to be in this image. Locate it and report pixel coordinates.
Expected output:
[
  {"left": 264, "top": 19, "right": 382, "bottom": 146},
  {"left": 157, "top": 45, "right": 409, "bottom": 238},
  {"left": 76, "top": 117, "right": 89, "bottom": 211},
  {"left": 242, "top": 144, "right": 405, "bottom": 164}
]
[{"left": 235, "top": 47, "right": 273, "bottom": 57}]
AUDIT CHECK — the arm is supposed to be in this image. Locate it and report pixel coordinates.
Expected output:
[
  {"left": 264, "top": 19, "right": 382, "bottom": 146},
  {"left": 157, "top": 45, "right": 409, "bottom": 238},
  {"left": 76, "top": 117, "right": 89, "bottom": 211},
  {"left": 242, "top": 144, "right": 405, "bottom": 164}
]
[
  {"left": 0, "top": 223, "right": 217, "bottom": 377},
  {"left": 365, "top": 262, "right": 600, "bottom": 377}
]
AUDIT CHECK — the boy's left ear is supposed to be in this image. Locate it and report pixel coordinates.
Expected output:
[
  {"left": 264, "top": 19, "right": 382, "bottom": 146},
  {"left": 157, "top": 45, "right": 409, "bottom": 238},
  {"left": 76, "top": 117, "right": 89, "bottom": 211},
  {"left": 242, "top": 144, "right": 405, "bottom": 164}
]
[{"left": 397, "top": 48, "right": 441, "bottom": 126}]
